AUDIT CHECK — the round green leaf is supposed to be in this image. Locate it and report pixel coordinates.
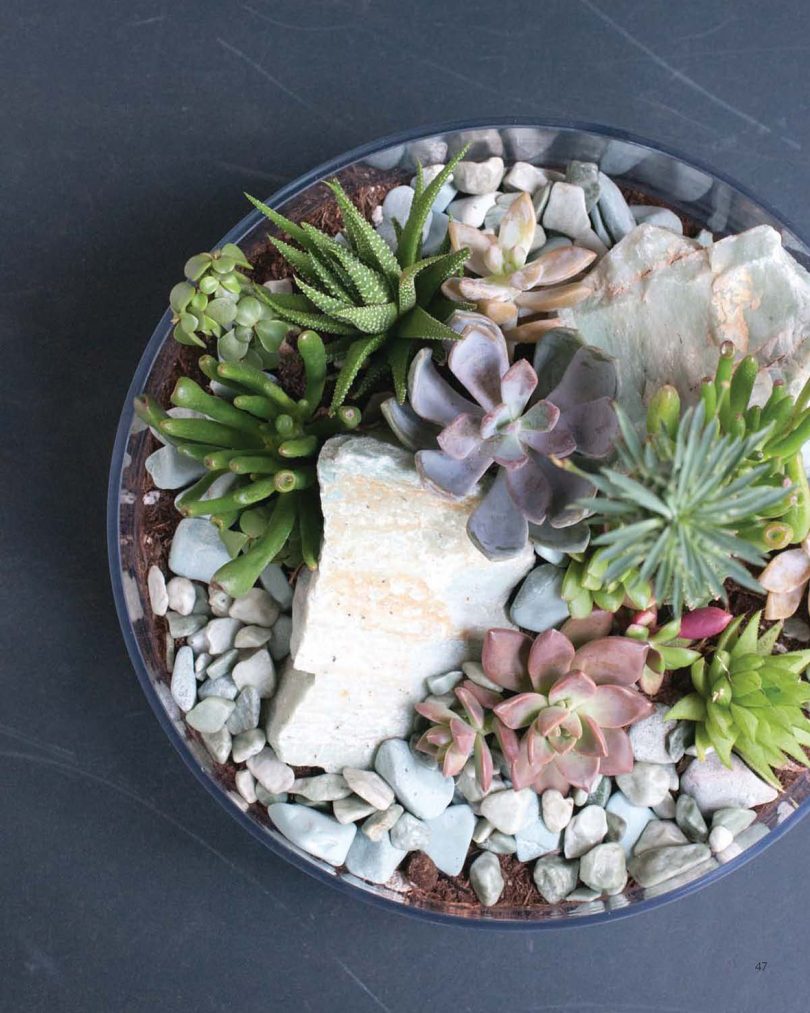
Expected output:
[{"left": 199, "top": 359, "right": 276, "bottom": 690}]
[
  {"left": 184, "top": 253, "right": 213, "bottom": 281},
  {"left": 169, "top": 281, "right": 195, "bottom": 313},
  {"left": 235, "top": 295, "right": 263, "bottom": 327},
  {"left": 206, "top": 297, "right": 238, "bottom": 327}
]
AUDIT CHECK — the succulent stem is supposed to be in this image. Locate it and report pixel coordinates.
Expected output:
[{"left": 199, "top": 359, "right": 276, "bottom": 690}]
[{"left": 212, "top": 492, "right": 298, "bottom": 598}]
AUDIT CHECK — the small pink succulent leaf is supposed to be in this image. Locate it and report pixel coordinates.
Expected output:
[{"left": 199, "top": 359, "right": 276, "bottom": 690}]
[
  {"left": 467, "top": 469, "right": 530, "bottom": 560},
  {"left": 449, "top": 717, "right": 476, "bottom": 754},
  {"left": 678, "top": 606, "right": 733, "bottom": 640},
  {"left": 415, "top": 445, "right": 494, "bottom": 499},
  {"left": 531, "top": 759, "right": 573, "bottom": 795},
  {"left": 759, "top": 547, "right": 810, "bottom": 593},
  {"left": 492, "top": 717, "right": 520, "bottom": 766},
  {"left": 577, "top": 714, "right": 609, "bottom": 757},
  {"left": 492, "top": 432, "right": 530, "bottom": 470},
  {"left": 560, "top": 610, "right": 614, "bottom": 647},
  {"left": 547, "top": 670, "right": 597, "bottom": 708},
  {"left": 535, "top": 705, "right": 570, "bottom": 737},
  {"left": 555, "top": 750, "right": 601, "bottom": 789},
  {"left": 632, "top": 607, "right": 658, "bottom": 629},
  {"left": 474, "top": 736, "right": 494, "bottom": 793},
  {"left": 581, "top": 685, "right": 654, "bottom": 729},
  {"left": 598, "top": 727, "right": 635, "bottom": 776},
  {"left": 458, "top": 276, "right": 518, "bottom": 302},
  {"left": 508, "top": 245, "right": 597, "bottom": 292},
  {"left": 572, "top": 636, "right": 649, "bottom": 687},
  {"left": 482, "top": 628, "right": 534, "bottom": 691},
  {"left": 526, "top": 724, "right": 555, "bottom": 767},
  {"left": 549, "top": 733, "right": 576, "bottom": 756},
  {"left": 414, "top": 731, "right": 441, "bottom": 757},
  {"left": 505, "top": 456, "right": 553, "bottom": 524},
  {"left": 442, "top": 742, "right": 471, "bottom": 778},
  {"left": 766, "top": 585, "right": 805, "bottom": 621},
  {"left": 424, "top": 726, "right": 453, "bottom": 747},
  {"left": 492, "top": 691, "right": 547, "bottom": 730},
  {"left": 454, "top": 684, "right": 485, "bottom": 730},
  {"left": 447, "top": 323, "right": 510, "bottom": 411},
  {"left": 510, "top": 737, "right": 541, "bottom": 790},
  {"left": 499, "top": 359, "right": 539, "bottom": 418},
  {"left": 460, "top": 680, "right": 502, "bottom": 710},
  {"left": 414, "top": 700, "right": 456, "bottom": 724},
  {"left": 409, "top": 347, "right": 481, "bottom": 427},
  {"left": 436, "top": 413, "right": 484, "bottom": 461},
  {"left": 527, "top": 628, "right": 576, "bottom": 693},
  {"left": 497, "top": 192, "right": 536, "bottom": 264},
  {"left": 517, "top": 398, "right": 560, "bottom": 434},
  {"left": 560, "top": 711, "right": 582, "bottom": 739}
]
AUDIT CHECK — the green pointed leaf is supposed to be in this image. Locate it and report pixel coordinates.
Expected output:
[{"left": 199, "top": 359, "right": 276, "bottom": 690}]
[
  {"left": 245, "top": 193, "right": 309, "bottom": 246},
  {"left": 325, "top": 179, "right": 401, "bottom": 282},
  {"left": 307, "top": 250, "right": 354, "bottom": 302},
  {"left": 294, "top": 276, "right": 350, "bottom": 316},
  {"left": 331, "top": 301, "right": 399, "bottom": 334},
  {"left": 258, "top": 293, "right": 356, "bottom": 335},
  {"left": 330, "top": 243, "right": 391, "bottom": 305},
  {"left": 397, "top": 143, "right": 469, "bottom": 268},
  {"left": 386, "top": 338, "right": 412, "bottom": 404},
  {"left": 666, "top": 693, "right": 707, "bottom": 722},
  {"left": 329, "top": 333, "right": 387, "bottom": 411},
  {"left": 414, "top": 247, "right": 470, "bottom": 304},
  {"left": 267, "top": 236, "right": 316, "bottom": 281},
  {"left": 397, "top": 305, "right": 461, "bottom": 342}
]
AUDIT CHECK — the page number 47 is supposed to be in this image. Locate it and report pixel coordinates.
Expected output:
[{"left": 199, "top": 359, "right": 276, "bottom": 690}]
[{"left": 755, "top": 961, "right": 768, "bottom": 972}]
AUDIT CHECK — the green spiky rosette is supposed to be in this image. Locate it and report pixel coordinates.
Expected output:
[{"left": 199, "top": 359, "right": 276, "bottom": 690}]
[{"left": 245, "top": 147, "right": 472, "bottom": 410}]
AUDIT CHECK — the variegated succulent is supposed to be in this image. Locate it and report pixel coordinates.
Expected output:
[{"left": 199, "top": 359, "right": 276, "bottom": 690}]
[
  {"left": 244, "top": 147, "right": 472, "bottom": 410},
  {"left": 667, "top": 611, "right": 810, "bottom": 787},
  {"left": 415, "top": 627, "right": 653, "bottom": 796},
  {"left": 383, "top": 317, "right": 618, "bottom": 560},
  {"left": 443, "top": 191, "right": 597, "bottom": 342}
]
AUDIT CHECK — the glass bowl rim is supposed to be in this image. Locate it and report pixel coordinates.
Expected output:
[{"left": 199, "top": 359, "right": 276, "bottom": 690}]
[{"left": 108, "top": 117, "right": 810, "bottom": 929}]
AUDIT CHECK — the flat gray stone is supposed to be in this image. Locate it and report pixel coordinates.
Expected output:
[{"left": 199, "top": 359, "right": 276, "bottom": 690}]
[
  {"left": 479, "top": 831, "right": 517, "bottom": 855},
  {"left": 579, "top": 842, "right": 627, "bottom": 894},
  {"left": 246, "top": 747, "right": 294, "bottom": 793},
  {"left": 605, "top": 792, "right": 654, "bottom": 856},
  {"left": 615, "top": 763, "right": 671, "bottom": 807},
  {"left": 232, "top": 728, "right": 266, "bottom": 763},
  {"left": 515, "top": 817, "right": 561, "bottom": 862},
  {"left": 533, "top": 855, "right": 579, "bottom": 904},
  {"left": 374, "top": 739, "right": 455, "bottom": 820},
  {"left": 711, "top": 807, "right": 757, "bottom": 837},
  {"left": 234, "top": 768, "right": 257, "bottom": 804},
  {"left": 470, "top": 852, "right": 505, "bottom": 906},
  {"left": 390, "top": 812, "right": 431, "bottom": 851},
  {"left": 170, "top": 645, "right": 196, "bottom": 713},
  {"left": 168, "top": 518, "right": 232, "bottom": 583},
  {"left": 343, "top": 768, "right": 395, "bottom": 811},
  {"left": 628, "top": 843, "right": 712, "bottom": 888},
  {"left": 633, "top": 819, "right": 689, "bottom": 856},
  {"left": 679, "top": 754, "right": 778, "bottom": 814},
  {"left": 542, "top": 181, "right": 590, "bottom": 237},
  {"left": 229, "top": 588, "right": 279, "bottom": 627},
  {"left": 268, "top": 803, "right": 356, "bottom": 866},
  {"left": 596, "top": 171, "right": 636, "bottom": 242},
  {"left": 345, "top": 830, "right": 406, "bottom": 884},
  {"left": 509, "top": 565, "right": 569, "bottom": 633},
  {"left": 146, "top": 444, "right": 207, "bottom": 490},
  {"left": 198, "top": 675, "right": 238, "bottom": 701},
  {"left": 453, "top": 156, "right": 504, "bottom": 194},
  {"left": 166, "top": 612, "right": 206, "bottom": 639},
  {"left": 564, "top": 805, "right": 607, "bottom": 859},
  {"left": 269, "top": 615, "right": 292, "bottom": 661},
  {"left": 226, "top": 686, "right": 261, "bottom": 735},
  {"left": 479, "top": 788, "right": 539, "bottom": 835},
  {"left": 291, "top": 774, "right": 351, "bottom": 803},
  {"left": 203, "top": 617, "right": 242, "bottom": 656},
  {"left": 675, "top": 793, "right": 709, "bottom": 842},
  {"left": 716, "top": 822, "right": 769, "bottom": 864},
  {"left": 361, "top": 804, "right": 404, "bottom": 842},
  {"left": 631, "top": 205, "right": 683, "bottom": 234},
  {"left": 423, "top": 805, "right": 476, "bottom": 875},
  {"left": 234, "top": 625, "right": 274, "bottom": 649},
  {"left": 204, "top": 648, "right": 238, "bottom": 680},
  {"left": 185, "top": 696, "right": 235, "bottom": 733},
  {"left": 333, "top": 795, "right": 377, "bottom": 824},
  {"left": 232, "top": 648, "right": 276, "bottom": 698}
]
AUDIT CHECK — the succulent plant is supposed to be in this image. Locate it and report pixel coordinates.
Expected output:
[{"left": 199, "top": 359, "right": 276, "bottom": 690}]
[
  {"left": 244, "top": 147, "right": 473, "bottom": 410},
  {"left": 170, "top": 244, "right": 292, "bottom": 368},
  {"left": 384, "top": 317, "right": 618, "bottom": 560},
  {"left": 565, "top": 400, "right": 792, "bottom": 618},
  {"left": 624, "top": 606, "right": 732, "bottom": 695},
  {"left": 414, "top": 628, "right": 653, "bottom": 796},
  {"left": 414, "top": 681, "right": 500, "bottom": 790},
  {"left": 663, "top": 342, "right": 810, "bottom": 549},
  {"left": 666, "top": 611, "right": 810, "bottom": 787},
  {"left": 135, "top": 331, "right": 359, "bottom": 596},
  {"left": 758, "top": 537, "right": 810, "bottom": 620},
  {"left": 444, "top": 193, "right": 597, "bottom": 341}
]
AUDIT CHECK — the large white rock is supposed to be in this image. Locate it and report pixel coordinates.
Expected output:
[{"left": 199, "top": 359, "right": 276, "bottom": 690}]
[
  {"left": 561, "top": 223, "right": 810, "bottom": 423},
  {"left": 266, "top": 436, "right": 533, "bottom": 771}
]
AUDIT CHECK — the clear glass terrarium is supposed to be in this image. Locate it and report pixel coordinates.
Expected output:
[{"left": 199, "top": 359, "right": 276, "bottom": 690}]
[{"left": 108, "top": 120, "right": 810, "bottom": 926}]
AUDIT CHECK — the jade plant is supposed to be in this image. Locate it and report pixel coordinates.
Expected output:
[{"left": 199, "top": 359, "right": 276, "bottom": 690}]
[
  {"left": 415, "top": 627, "right": 653, "bottom": 795},
  {"left": 666, "top": 611, "right": 810, "bottom": 786},
  {"left": 383, "top": 317, "right": 619, "bottom": 560},
  {"left": 244, "top": 146, "right": 473, "bottom": 409},
  {"left": 135, "top": 331, "right": 359, "bottom": 597},
  {"left": 562, "top": 396, "right": 792, "bottom": 619},
  {"left": 444, "top": 192, "right": 597, "bottom": 337},
  {"left": 169, "top": 243, "right": 291, "bottom": 368}
]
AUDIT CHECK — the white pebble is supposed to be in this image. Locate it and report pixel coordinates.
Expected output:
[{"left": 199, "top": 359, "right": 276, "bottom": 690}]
[
  {"left": 235, "top": 768, "right": 257, "bottom": 804},
  {"left": 229, "top": 588, "right": 279, "bottom": 627},
  {"left": 709, "top": 825, "right": 734, "bottom": 853},
  {"left": 235, "top": 625, "right": 274, "bottom": 649},
  {"left": 147, "top": 566, "right": 169, "bottom": 616},
  {"left": 185, "top": 696, "right": 235, "bottom": 733},
  {"left": 232, "top": 728, "right": 266, "bottom": 763},
  {"left": 343, "top": 768, "right": 395, "bottom": 810},
  {"left": 208, "top": 587, "right": 233, "bottom": 617},
  {"left": 202, "top": 727, "right": 232, "bottom": 764},
  {"left": 166, "top": 576, "right": 196, "bottom": 616},
  {"left": 247, "top": 747, "right": 294, "bottom": 793},
  {"left": 170, "top": 646, "right": 196, "bottom": 713},
  {"left": 232, "top": 648, "right": 276, "bottom": 697},
  {"left": 203, "top": 617, "right": 242, "bottom": 655}
]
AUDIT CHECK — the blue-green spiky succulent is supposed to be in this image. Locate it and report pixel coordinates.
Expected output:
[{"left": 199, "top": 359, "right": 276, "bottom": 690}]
[{"left": 245, "top": 146, "right": 473, "bottom": 410}]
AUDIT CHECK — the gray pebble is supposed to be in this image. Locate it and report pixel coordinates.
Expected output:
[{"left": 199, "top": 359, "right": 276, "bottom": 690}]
[
  {"left": 343, "top": 768, "right": 396, "bottom": 810},
  {"left": 628, "top": 843, "right": 712, "bottom": 888},
  {"left": 333, "top": 795, "right": 377, "bottom": 824},
  {"left": 229, "top": 588, "right": 279, "bottom": 627},
  {"left": 259, "top": 563, "right": 293, "bottom": 609},
  {"left": 605, "top": 811, "right": 627, "bottom": 843},
  {"left": 232, "top": 648, "right": 276, "bottom": 698},
  {"left": 710, "top": 807, "right": 756, "bottom": 837},
  {"left": 533, "top": 855, "right": 579, "bottom": 904},
  {"left": 564, "top": 805, "right": 607, "bottom": 859},
  {"left": 208, "top": 587, "right": 233, "bottom": 617},
  {"left": 345, "top": 830, "right": 406, "bottom": 884},
  {"left": 580, "top": 842, "right": 627, "bottom": 894},
  {"left": 254, "top": 784, "right": 286, "bottom": 806},
  {"left": 227, "top": 686, "right": 261, "bottom": 735},
  {"left": 205, "top": 648, "right": 238, "bottom": 680},
  {"left": 166, "top": 611, "right": 206, "bottom": 639},
  {"left": 292, "top": 774, "right": 352, "bottom": 803},
  {"left": 675, "top": 793, "right": 709, "bottom": 842},
  {"left": 235, "top": 768, "right": 257, "bottom": 804},
  {"left": 515, "top": 817, "right": 561, "bottom": 861},
  {"left": 470, "top": 852, "right": 505, "bottom": 906},
  {"left": 630, "top": 205, "right": 683, "bottom": 234},
  {"left": 479, "top": 831, "right": 517, "bottom": 855},
  {"left": 246, "top": 746, "right": 294, "bottom": 793},
  {"left": 232, "top": 727, "right": 266, "bottom": 763},
  {"left": 185, "top": 696, "right": 235, "bottom": 733},
  {"left": 146, "top": 444, "right": 206, "bottom": 490},
  {"left": 616, "top": 762, "right": 671, "bottom": 807},
  {"left": 269, "top": 615, "right": 292, "bottom": 661},
  {"left": 426, "top": 670, "right": 463, "bottom": 696},
  {"left": 201, "top": 727, "right": 232, "bottom": 764},
  {"left": 194, "top": 652, "right": 211, "bottom": 677},
  {"left": 542, "top": 181, "right": 590, "bottom": 237},
  {"left": 634, "top": 819, "right": 689, "bottom": 855},
  {"left": 361, "top": 804, "right": 404, "bottom": 842},
  {"left": 169, "top": 518, "right": 232, "bottom": 583},
  {"left": 390, "top": 812, "right": 431, "bottom": 851},
  {"left": 628, "top": 704, "right": 679, "bottom": 764},
  {"left": 715, "top": 822, "right": 769, "bottom": 864},
  {"left": 596, "top": 171, "right": 636, "bottom": 242},
  {"left": 170, "top": 645, "right": 196, "bottom": 713},
  {"left": 198, "top": 675, "right": 238, "bottom": 701},
  {"left": 234, "top": 625, "right": 274, "bottom": 649},
  {"left": 509, "top": 564, "right": 569, "bottom": 633},
  {"left": 566, "top": 160, "right": 601, "bottom": 211},
  {"left": 585, "top": 776, "right": 612, "bottom": 809},
  {"left": 268, "top": 803, "right": 356, "bottom": 866},
  {"left": 605, "top": 792, "right": 654, "bottom": 856},
  {"left": 423, "top": 805, "right": 476, "bottom": 876},
  {"left": 203, "top": 617, "right": 242, "bottom": 655},
  {"left": 542, "top": 789, "right": 574, "bottom": 833},
  {"left": 652, "top": 793, "right": 677, "bottom": 820},
  {"left": 374, "top": 738, "right": 454, "bottom": 820},
  {"left": 679, "top": 753, "right": 778, "bottom": 813},
  {"left": 479, "top": 788, "right": 538, "bottom": 835}
]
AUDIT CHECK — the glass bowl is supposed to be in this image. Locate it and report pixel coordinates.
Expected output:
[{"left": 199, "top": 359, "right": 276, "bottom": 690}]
[{"left": 108, "top": 120, "right": 810, "bottom": 927}]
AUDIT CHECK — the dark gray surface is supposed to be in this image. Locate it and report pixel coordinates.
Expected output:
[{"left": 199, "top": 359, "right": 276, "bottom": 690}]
[{"left": 3, "top": 1, "right": 809, "bottom": 1009}]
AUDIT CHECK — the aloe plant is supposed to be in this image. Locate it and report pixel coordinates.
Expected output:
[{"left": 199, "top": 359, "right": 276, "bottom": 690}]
[
  {"left": 135, "top": 331, "right": 359, "bottom": 596},
  {"left": 245, "top": 146, "right": 473, "bottom": 410},
  {"left": 667, "top": 611, "right": 810, "bottom": 787}
]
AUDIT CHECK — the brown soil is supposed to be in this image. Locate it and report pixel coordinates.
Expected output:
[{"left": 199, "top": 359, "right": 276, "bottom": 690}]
[{"left": 131, "top": 163, "right": 801, "bottom": 919}]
